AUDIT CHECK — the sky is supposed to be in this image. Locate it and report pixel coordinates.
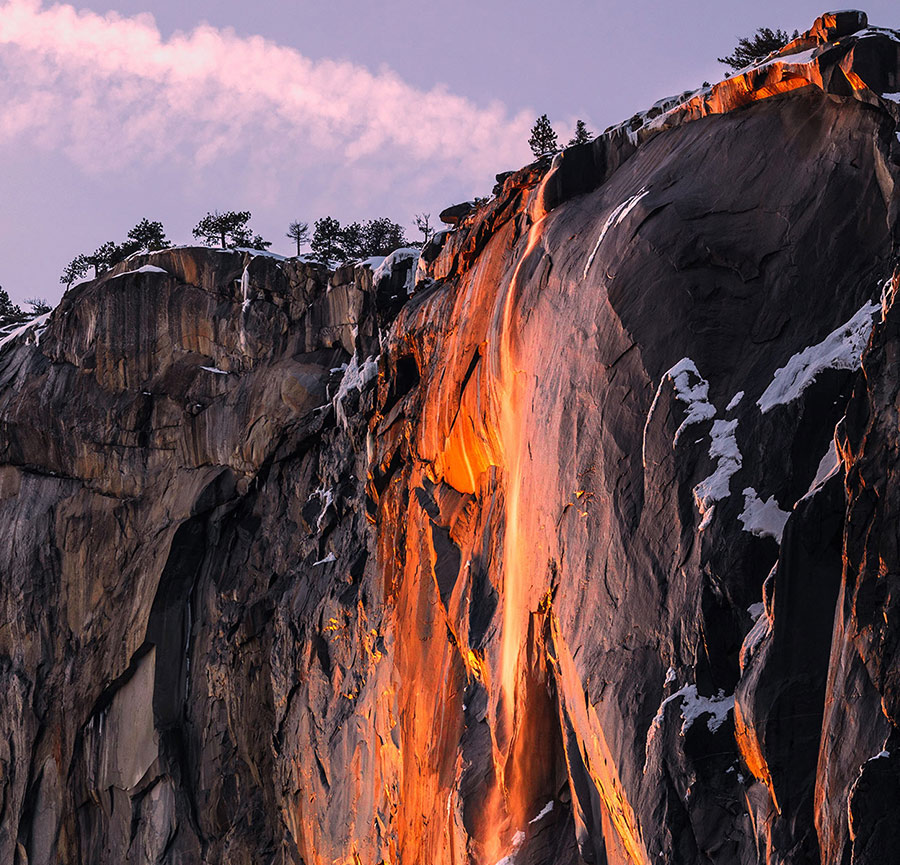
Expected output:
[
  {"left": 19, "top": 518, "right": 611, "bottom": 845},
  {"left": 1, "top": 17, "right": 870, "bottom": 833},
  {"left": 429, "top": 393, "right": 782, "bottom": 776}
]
[{"left": 1, "top": 0, "right": 898, "bottom": 305}]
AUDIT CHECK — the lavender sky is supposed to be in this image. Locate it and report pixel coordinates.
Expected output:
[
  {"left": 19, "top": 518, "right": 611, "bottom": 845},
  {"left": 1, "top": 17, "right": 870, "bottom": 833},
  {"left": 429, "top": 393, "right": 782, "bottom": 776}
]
[{"left": 1, "top": 0, "right": 897, "bottom": 305}]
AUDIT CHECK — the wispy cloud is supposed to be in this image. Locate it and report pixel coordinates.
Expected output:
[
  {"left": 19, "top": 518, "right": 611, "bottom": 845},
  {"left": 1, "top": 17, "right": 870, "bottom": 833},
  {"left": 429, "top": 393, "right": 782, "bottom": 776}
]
[{"left": 0, "top": 0, "right": 533, "bottom": 187}]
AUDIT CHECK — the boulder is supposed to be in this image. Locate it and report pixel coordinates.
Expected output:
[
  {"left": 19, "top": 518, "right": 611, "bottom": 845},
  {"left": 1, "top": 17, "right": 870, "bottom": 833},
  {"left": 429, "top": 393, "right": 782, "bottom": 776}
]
[{"left": 438, "top": 200, "right": 476, "bottom": 225}]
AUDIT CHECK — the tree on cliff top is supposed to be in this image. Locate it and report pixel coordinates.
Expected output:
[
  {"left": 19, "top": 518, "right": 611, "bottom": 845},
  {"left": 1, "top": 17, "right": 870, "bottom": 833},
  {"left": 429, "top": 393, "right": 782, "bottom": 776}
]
[
  {"left": 60, "top": 255, "right": 92, "bottom": 287},
  {"left": 60, "top": 243, "right": 119, "bottom": 285},
  {"left": 60, "top": 218, "right": 173, "bottom": 286},
  {"left": 0, "top": 288, "right": 49, "bottom": 329},
  {"left": 193, "top": 211, "right": 271, "bottom": 250},
  {"left": 568, "top": 119, "right": 593, "bottom": 147},
  {"left": 92, "top": 241, "right": 125, "bottom": 274},
  {"left": 310, "top": 217, "right": 345, "bottom": 264},
  {"left": 0, "top": 285, "right": 26, "bottom": 328},
  {"left": 717, "top": 27, "right": 799, "bottom": 70},
  {"left": 529, "top": 114, "right": 558, "bottom": 159},
  {"left": 340, "top": 221, "right": 366, "bottom": 260},
  {"left": 286, "top": 220, "right": 310, "bottom": 256},
  {"left": 361, "top": 218, "right": 408, "bottom": 257},
  {"left": 310, "top": 216, "right": 411, "bottom": 265},
  {"left": 127, "top": 219, "right": 170, "bottom": 251},
  {"left": 24, "top": 298, "right": 51, "bottom": 315},
  {"left": 415, "top": 213, "right": 434, "bottom": 245}
]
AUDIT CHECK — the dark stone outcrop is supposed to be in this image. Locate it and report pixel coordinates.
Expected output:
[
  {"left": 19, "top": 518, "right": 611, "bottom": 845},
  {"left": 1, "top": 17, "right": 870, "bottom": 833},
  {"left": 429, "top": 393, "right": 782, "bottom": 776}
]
[
  {"left": 809, "top": 10, "right": 868, "bottom": 41},
  {"left": 439, "top": 201, "right": 478, "bottom": 226},
  {"left": 2, "top": 12, "right": 900, "bottom": 865}
]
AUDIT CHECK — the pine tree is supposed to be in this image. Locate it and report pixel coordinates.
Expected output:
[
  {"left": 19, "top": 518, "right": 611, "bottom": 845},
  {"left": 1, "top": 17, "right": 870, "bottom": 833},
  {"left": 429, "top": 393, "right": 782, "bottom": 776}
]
[
  {"left": 192, "top": 210, "right": 264, "bottom": 249},
  {"left": 528, "top": 114, "right": 558, "bottom": 159},
  {"left": 341, "top": 221, "right": 366, "bottom": 260},
  {"left": 127, "top": 219, "right": 170, "bottom": 251},
  {"left": 91, "top": 240, "right": 125, "bottom": 275},
  {"left": 0, "top": 285, "right": 25, "bottom": 328},
  {"left": 312, "top": 217, "right": 411, "bottom": 263},
  {"left": 718, "top": 27, "right": 796, "bottom": 70},
  {"left": 286, "top": 221, "right": 310, "bottom": 256},
  {"left": 568, "top": 120, "right": 593, "bottom": 147},
  {"left": 230, "top": 227, "right": 272, "bottom": 250},
  {"left": 361, "top": 218, "right": 408, "bottom": 257},
  {"left": 59, "top": 218, "right": 170, "bottom": 286},
  {"left": 310, "top": 217, "right": 346, "bottom": 264},
  {"left": 60, "top": 255, "right": 92, "bottom": 287}
]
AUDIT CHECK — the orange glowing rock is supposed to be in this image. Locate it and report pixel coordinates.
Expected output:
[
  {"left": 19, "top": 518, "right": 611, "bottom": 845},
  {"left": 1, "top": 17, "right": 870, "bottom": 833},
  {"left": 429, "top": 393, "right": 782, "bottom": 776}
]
[{"left": 733, "top": 699, "right": 780, "bottom": 811}]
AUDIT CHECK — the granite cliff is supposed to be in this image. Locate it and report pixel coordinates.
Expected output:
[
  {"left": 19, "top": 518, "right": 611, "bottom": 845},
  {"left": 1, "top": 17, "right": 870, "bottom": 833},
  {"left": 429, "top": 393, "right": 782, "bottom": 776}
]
[{"left": 2, "top": 10, "right": 900, "bottom": 865}]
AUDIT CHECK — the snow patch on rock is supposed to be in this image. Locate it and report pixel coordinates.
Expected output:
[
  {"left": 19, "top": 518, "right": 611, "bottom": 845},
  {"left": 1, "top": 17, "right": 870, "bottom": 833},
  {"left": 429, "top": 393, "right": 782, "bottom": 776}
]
[
  {"left": 740, "top": 46, "right": 820, "bottom": 75},
  {"left": 493, "top": 828, "right": 526, "bottom": 865},
  {"left": 529, "top": 800, "right": 554, "bottom": 824},
  {"left": 240, "top": 265, "right": 251, "bottom": 314},
  {"left": 582, "top": 188, "right": 649, "bottom": 279},
  {"left": 739, "top": 488, "right": 790, "bottom": 542},
  {"left": 309, "top": 485, "right": 336, "bottom": 532},
  {"left": 0, "top": 313, "right": 51, "bottom": 353},
  {"left": 333, "top": 352, "right": 379, "bottom": 428},
  {"left": 373, "top": 248, "right": 420, "bottom": 296},
  {"left": 110, "top": 264, "right": 169, "bottom": 279},
  {"left": 645, "top": 359, "right": 747, "bottom": 529},
  {"left": 800, "top": 438, "right": 841, "bottom": 502},
  {"left": 740, "top": 612, "right": 771, "bottom": 671},
  {"left": 643, "top": 359, "right": 717, "bottom": 465},
  {"left": 757, "top": 301, "right": 879, "bottom": 413},
  {"left": 583, "top": 188, "right": 649, "bottom": 276},
  {"left": 693, "top": 418, "right": 742, "bottom": 525},
  {"left": 666, "top": 359, "right": 716, "bottom": 444},
  {"left": 650, "top": 684, "right": 735, "bottom": 737},
  {"left": 859, "top": 26, "right": 900, "bottom": 44},
  {"left": 232, "top": 247, "right": 287, "bottom": 261},
  {"left": 641, "top": 357, "right": 716, "bottom": 496},
  {"left": 726, "top": 391, "right": 744, "bottom": 411},
  {"left": 356, "top": 255, "right": 386, "bottom": 272}
]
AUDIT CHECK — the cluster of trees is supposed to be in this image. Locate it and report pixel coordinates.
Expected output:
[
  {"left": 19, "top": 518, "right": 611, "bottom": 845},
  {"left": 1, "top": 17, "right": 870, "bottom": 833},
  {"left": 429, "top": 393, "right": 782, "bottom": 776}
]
[
  {"left": 60, "top": 211, "right": 272, "bottom": 286},
  {"left": 192, "top": 210, "right": 270, "bottom": 250},
  {"left": 59, "top": 210, "right": 435, "bottom": 285},
  {"left": 288, "top": 214, "right": 433, "bottom": 261},
  {"left": 0, "top": 285, "right": 50, "bottom": 329},
  {"left": 307, "top": 216, "right": 414, "bottom": 264},
  {"left": 61, "top": 219, "right": 171, "bottom": 286},
  {"left": 718, "top": 26, "right": 798, "bottom": 70},
  {"left": 528, "top": 116, "right": 593, "bottom": 159}
]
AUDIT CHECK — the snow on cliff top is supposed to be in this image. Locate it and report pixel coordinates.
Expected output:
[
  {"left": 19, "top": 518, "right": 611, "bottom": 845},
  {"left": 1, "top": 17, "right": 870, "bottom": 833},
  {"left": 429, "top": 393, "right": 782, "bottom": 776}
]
[
  {"left": 110, "top": 265, "right": 169, "bottom": 279},
  {"left": 0, "top": 312, "right": 52, "bottom": 352},
  {"left": 373, "top": 248, "right": 420, "bottom": 296}
]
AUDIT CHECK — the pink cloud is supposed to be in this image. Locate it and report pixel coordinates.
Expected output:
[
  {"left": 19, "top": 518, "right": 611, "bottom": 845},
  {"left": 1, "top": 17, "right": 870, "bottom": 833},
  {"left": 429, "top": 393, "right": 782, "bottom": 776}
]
[{"left": 0, "top": 0, "right": 533, "bottom": 180}]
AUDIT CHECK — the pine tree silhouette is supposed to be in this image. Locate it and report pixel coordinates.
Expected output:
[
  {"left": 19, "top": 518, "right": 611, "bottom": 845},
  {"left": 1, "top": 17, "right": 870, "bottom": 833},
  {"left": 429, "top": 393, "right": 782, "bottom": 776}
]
[
  {"left": 568, "top": 120, "right": 593, "bottom": 147},
  {"left": 528, "top": 115, "right": 558, "bottom": 158}
]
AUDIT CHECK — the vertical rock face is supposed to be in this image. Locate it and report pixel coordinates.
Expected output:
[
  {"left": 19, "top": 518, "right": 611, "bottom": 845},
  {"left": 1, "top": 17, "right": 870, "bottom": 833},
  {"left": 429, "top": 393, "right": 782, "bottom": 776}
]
[{"left": 1, "top": 13, "right": 900, "bottom": 865}]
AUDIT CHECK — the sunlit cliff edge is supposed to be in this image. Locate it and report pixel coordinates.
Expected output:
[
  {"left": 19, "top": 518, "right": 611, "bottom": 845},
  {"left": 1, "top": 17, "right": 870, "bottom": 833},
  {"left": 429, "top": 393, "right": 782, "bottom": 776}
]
[{"left": 2, "top": 10, "right": 900, "bottom": 865}]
